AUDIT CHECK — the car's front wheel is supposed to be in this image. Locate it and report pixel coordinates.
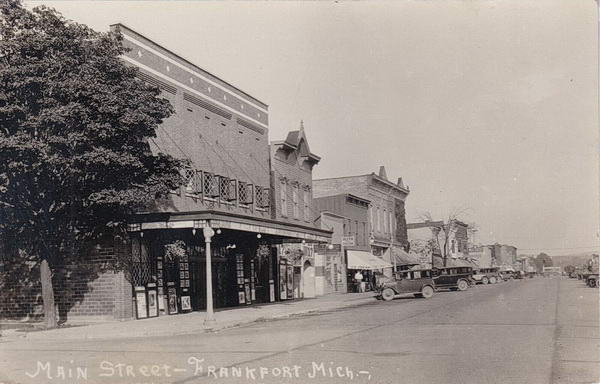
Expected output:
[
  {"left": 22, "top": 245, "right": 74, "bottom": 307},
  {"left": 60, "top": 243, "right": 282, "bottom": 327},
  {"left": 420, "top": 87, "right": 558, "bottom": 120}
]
[
  {"left": 457, "top": 279, "right": 468, "bottom": 291},
  {"left": 381, "top": 288, "right": 395, "bottom": 301},
  {"left": 421, "top": 285, "right": 434, "bottom": 299},
  {"left": 489, "top": 276, "right": 497, "bottom": 284},
  {"left": 482, "top": 276, "right": 489, "bottom": 284}
]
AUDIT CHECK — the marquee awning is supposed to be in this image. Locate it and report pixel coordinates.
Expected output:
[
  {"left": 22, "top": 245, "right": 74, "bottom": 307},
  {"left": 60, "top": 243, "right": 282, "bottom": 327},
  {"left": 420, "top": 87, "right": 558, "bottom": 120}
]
[{"left": 347, "top": 250, "right": 393, "bottom": 270}]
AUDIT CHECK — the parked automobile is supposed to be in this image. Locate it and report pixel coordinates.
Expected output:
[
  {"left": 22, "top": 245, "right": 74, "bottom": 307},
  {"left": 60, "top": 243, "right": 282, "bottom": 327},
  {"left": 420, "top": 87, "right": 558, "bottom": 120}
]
[
  {"left": 499, "top": 270, "right": 516, "bottom": 281},
  {"left": 586, "top": 274, "right": 598, "bottom": 288},
  {"left": 432, "top": 266, "right": 473, "bottom": 291},
  {"left": 376, "top": 269, "right": 436, "bottom": 301},
  {"left": 471, "top": 267, "right": 502, "bottom": 284},
  {"left": 514, "top": 270, "right": 525, "bottom": 279}
]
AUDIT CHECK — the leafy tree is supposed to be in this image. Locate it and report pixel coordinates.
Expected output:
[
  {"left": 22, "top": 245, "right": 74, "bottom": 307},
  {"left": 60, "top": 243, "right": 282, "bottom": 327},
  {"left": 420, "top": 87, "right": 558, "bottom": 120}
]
[
  {"left": 420, "top": 209, "right": 472, "bottom": 267},
  {"left": 0, "top": 1, "right": 185, "bottom": 327},
  {"left": 534, "top": 252, "right": 553, "bottom": 273}
]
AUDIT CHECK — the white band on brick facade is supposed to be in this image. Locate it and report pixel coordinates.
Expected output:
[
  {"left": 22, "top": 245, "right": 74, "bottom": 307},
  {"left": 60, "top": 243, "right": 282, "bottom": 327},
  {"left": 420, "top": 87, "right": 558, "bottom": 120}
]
[
  {"left": 121, "top": 56, "right": 268, "bottom": 131},
  {"left": 120, "top": 33, "right": 268, "bottom": 114}
]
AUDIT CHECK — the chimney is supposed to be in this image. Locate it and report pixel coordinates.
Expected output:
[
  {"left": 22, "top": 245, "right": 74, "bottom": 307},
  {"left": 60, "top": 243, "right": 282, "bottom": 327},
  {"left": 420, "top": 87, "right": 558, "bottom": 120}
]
[
  {"left": 397, "top": 177, "right": 405, "bottom": 188},
  {"left": 378, "top": 166, "right": 387, "bottom": 179}
]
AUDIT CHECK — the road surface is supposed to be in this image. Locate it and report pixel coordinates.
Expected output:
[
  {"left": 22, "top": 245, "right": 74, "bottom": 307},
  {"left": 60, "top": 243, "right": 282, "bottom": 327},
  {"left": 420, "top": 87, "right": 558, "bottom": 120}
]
[{"left": 0, "top": 277, "right": 598, "bottom": 384}]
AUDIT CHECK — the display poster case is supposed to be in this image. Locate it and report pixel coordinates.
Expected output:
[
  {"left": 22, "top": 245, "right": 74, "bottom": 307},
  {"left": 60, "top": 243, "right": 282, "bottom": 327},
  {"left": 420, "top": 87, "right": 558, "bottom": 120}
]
[
  {"left": 147, "top": 283, "right": 158, "bottom": 318},
  {"left": 181, "top": 295, "right": 191, "bottom": 311},
  {"left": 135, "top": 286, "right": 148, "bottom": 319},
  {"left": 236, "top": 254, "right": 246, "bottom": 304},
  {"left": 167, "top": 283, "right": 178, "bottom": 314},
  {"left": 279, "top": 261, "right": 287, "bottom": 300},
  {"left": 250, "top": 260, "right": 256, "bottom": 302},
  {"left": 156, "top": 257, "right": 166, "bottom": 314}
]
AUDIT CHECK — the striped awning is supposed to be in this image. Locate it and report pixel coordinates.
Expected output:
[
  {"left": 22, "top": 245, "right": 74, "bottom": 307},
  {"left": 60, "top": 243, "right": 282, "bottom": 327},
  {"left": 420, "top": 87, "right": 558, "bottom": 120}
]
[{"left": 347, "top": 251, "right": 393, "bottom": 270}]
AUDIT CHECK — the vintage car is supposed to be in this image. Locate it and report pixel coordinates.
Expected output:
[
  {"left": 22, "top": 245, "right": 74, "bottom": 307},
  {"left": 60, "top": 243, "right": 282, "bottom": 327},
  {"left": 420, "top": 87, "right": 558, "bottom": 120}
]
[
  {"left": 471, "top": 267, "right": 502, "bottom": 284},
  {"left": 432, "top": 266, "right": 473, "bottom": 291},
  {"left": 376, "top": 269, "right": 436, "bottom": 301},
  {"left": 499, "top": 270, "right": 517, "bottom": 281},
  {"left": 586, "top": 274, "right": 598, "bottom": 288}
]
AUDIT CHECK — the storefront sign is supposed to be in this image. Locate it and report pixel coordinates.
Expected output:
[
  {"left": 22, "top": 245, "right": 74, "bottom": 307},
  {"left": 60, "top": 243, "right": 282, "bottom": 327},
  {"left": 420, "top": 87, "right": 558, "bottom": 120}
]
[{"left": 342, "top": 236, "right": 355, "bottom": 246}]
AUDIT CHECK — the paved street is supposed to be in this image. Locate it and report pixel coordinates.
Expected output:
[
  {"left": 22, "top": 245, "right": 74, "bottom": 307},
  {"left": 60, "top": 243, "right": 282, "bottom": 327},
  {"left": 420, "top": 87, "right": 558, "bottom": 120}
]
[{"left": 1, "top": 277, "right": 598, "bottom": 384}]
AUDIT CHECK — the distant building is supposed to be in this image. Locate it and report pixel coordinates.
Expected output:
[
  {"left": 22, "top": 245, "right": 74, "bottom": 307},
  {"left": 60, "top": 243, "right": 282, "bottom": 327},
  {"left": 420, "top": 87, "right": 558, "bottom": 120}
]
[
  {"left": 270, "top": 123, "right": 327, "bottom": 299},
  {"left": 313, "top": 166, "right": 410, "bottom": 274},
  {"left": 472, "top": 244, "right": 518, "bottom": 267},
  {"left": 314, "top": 212, "right": 347, "bottom": 295},
  {"left": 314, "top": 194, "right": 371, "bottom": 252},
  {"left": 468, "top": 245, "right": 493, "bottom": 268},
  {"left": 407, "top": 219, "right": 470, "bottom": 266}
]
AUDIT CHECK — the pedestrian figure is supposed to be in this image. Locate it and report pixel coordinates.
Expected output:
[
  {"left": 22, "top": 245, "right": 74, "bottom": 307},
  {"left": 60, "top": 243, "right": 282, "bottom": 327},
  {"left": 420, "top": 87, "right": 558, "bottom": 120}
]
[{"left": 354, "top": 270, "right": 364, "bottom": 292}]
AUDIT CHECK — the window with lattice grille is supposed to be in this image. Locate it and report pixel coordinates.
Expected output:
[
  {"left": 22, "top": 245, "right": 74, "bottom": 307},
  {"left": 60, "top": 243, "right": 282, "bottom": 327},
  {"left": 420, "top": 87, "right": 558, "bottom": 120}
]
[
  {"left": 238, "top": 182, "right": 253, "bottom": 204},
  {"left": 182, "top": 168, "right": 195, "bottom": 193},
  {"left": 255, "top": 186, "right": 270, "bottom": 208},
  {"left": 220, "top": 177, "right": 237, "bottom": 201},
  {"left": 203, "top": 173, "right": 220, "bottom": 197},
  {"left": 193, "top": 171, "right": 203, "bottom": 194}
]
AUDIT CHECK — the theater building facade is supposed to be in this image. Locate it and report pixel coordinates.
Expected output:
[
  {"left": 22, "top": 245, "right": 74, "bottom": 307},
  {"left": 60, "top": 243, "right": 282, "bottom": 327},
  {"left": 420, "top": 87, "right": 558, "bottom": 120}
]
[{"left": 116, "top": 24, "right": 331, "bottom": 319}]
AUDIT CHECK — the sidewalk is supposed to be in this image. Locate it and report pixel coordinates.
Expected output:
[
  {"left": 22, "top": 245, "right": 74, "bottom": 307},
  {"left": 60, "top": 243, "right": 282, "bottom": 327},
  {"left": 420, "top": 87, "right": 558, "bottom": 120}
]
[{"left": 1, "top": 292, "right": 376, "bottom": 342}]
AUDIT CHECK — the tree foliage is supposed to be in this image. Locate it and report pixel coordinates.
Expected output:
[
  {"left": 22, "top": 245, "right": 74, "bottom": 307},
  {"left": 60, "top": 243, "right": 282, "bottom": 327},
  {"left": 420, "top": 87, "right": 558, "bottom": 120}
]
[
  {"left": 0, "top": 1, "right": 185, "bottom": 325},
  {"left": 534, "top": 252, "right": 553, "bottom": 272}
]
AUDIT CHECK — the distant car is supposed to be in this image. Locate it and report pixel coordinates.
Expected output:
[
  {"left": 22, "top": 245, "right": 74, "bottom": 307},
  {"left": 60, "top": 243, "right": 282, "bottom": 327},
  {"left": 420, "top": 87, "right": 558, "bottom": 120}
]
[
  {"left": 499, "top": 270, "right": 516, "bottom": 281},
  {"left": 586, "top": 274, "right": 598, "bottom": 288},
  {"left": 432, "top": 267, "right": 473, "bottom": 291},
  {"left": 376, "top": 269, "right": 436, "bottom": 301},
  {"left": 513, "top": 271, "right": 524, "bottom": 279},
  {"left": 472, "top": 268, "right": 502, "bottom": 284}
]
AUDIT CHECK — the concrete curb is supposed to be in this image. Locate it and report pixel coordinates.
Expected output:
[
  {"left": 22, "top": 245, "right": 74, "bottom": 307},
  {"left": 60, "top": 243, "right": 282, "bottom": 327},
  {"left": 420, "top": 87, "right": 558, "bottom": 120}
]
[{"left": 1, "top": 295, "right": 376, "bottom": 342}]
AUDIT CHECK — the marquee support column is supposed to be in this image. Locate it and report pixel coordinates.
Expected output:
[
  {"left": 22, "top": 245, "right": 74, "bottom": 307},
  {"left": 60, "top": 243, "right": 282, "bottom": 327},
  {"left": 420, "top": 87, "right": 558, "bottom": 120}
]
[{"left": 203, "top": 226, "right": 216, "bottom": 325}]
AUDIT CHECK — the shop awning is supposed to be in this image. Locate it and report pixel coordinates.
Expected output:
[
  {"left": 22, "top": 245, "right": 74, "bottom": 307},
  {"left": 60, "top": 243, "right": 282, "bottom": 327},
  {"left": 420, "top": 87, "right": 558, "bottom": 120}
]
[
  {"left": 347, "top": 251, "right": 393, "bottom": 270},
  {"left": 392, "top": 248, "right": 421, "bottom": 265}
]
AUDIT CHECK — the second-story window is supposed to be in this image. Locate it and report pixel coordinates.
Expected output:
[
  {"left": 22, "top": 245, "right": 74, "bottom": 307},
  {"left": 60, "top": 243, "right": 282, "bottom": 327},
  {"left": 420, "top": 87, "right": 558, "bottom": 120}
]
[
  {"left": 292, "top": 185, "right": 299, "bottom": 218},
  {"left": 376, "top": 206, "right": 380, "bottom": 232},
  {"left": 303, "top": 189, "right": 310, "bottom": 221},
  {"left": 280, "top": 181, "right": 287, "bottom": 217},
  {"left": 383, "top": 209, "right": 387, "bottom": 233}
]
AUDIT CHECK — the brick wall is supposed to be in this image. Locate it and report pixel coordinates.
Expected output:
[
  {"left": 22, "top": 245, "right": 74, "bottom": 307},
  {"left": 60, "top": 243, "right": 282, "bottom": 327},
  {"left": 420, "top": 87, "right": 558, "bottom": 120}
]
[
  {"left": 0, "top": 238, "right": 133, "bottom": 321},
  {"left": 115, "top": 24, "right": 273, "bottom": 222}
]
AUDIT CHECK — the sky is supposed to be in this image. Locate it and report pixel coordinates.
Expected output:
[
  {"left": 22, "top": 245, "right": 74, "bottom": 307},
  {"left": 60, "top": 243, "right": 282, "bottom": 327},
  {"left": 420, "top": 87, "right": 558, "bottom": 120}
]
[{"left": 25, "top": 0, "right": 599, "bottom": 256}]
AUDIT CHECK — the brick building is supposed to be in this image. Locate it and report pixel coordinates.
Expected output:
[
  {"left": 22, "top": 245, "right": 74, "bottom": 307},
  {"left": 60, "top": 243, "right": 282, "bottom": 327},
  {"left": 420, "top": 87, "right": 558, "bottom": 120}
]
[
  {"left": 0, "top": 24, "right": 331, "bottom": 321},
  {"left": 314, "top": 193, "right": 381, "bottom": 291},
  {"left": 313, "top": 166, "right": 409, "bottom": 275},
  {"left": 314, "top": 212, "right": 347, "bottom": 295},
  {"left": 269, "top": 123, "right": 326, "bottom": 299},
  {"left": 407, "top": 220, "right": 470, "bottom": 267}
]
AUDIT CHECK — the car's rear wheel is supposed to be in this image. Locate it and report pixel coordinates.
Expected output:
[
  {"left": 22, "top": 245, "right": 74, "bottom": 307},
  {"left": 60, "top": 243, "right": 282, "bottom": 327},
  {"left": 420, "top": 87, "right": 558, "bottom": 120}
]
[
  {"left": 490, "top": 276, "right": 497, "bottom": 284},
  {"left": 381, "top": 288, "right": 395, "bottom": 301},
  {"left": 482, "top": 276, "right": 489, "bottom": 284},
  {"left": 421, "top": 285, "right": 434, "bottom": 299},
  {"left": 457, "top": 279, "right": 468, "bottom": 291}
]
